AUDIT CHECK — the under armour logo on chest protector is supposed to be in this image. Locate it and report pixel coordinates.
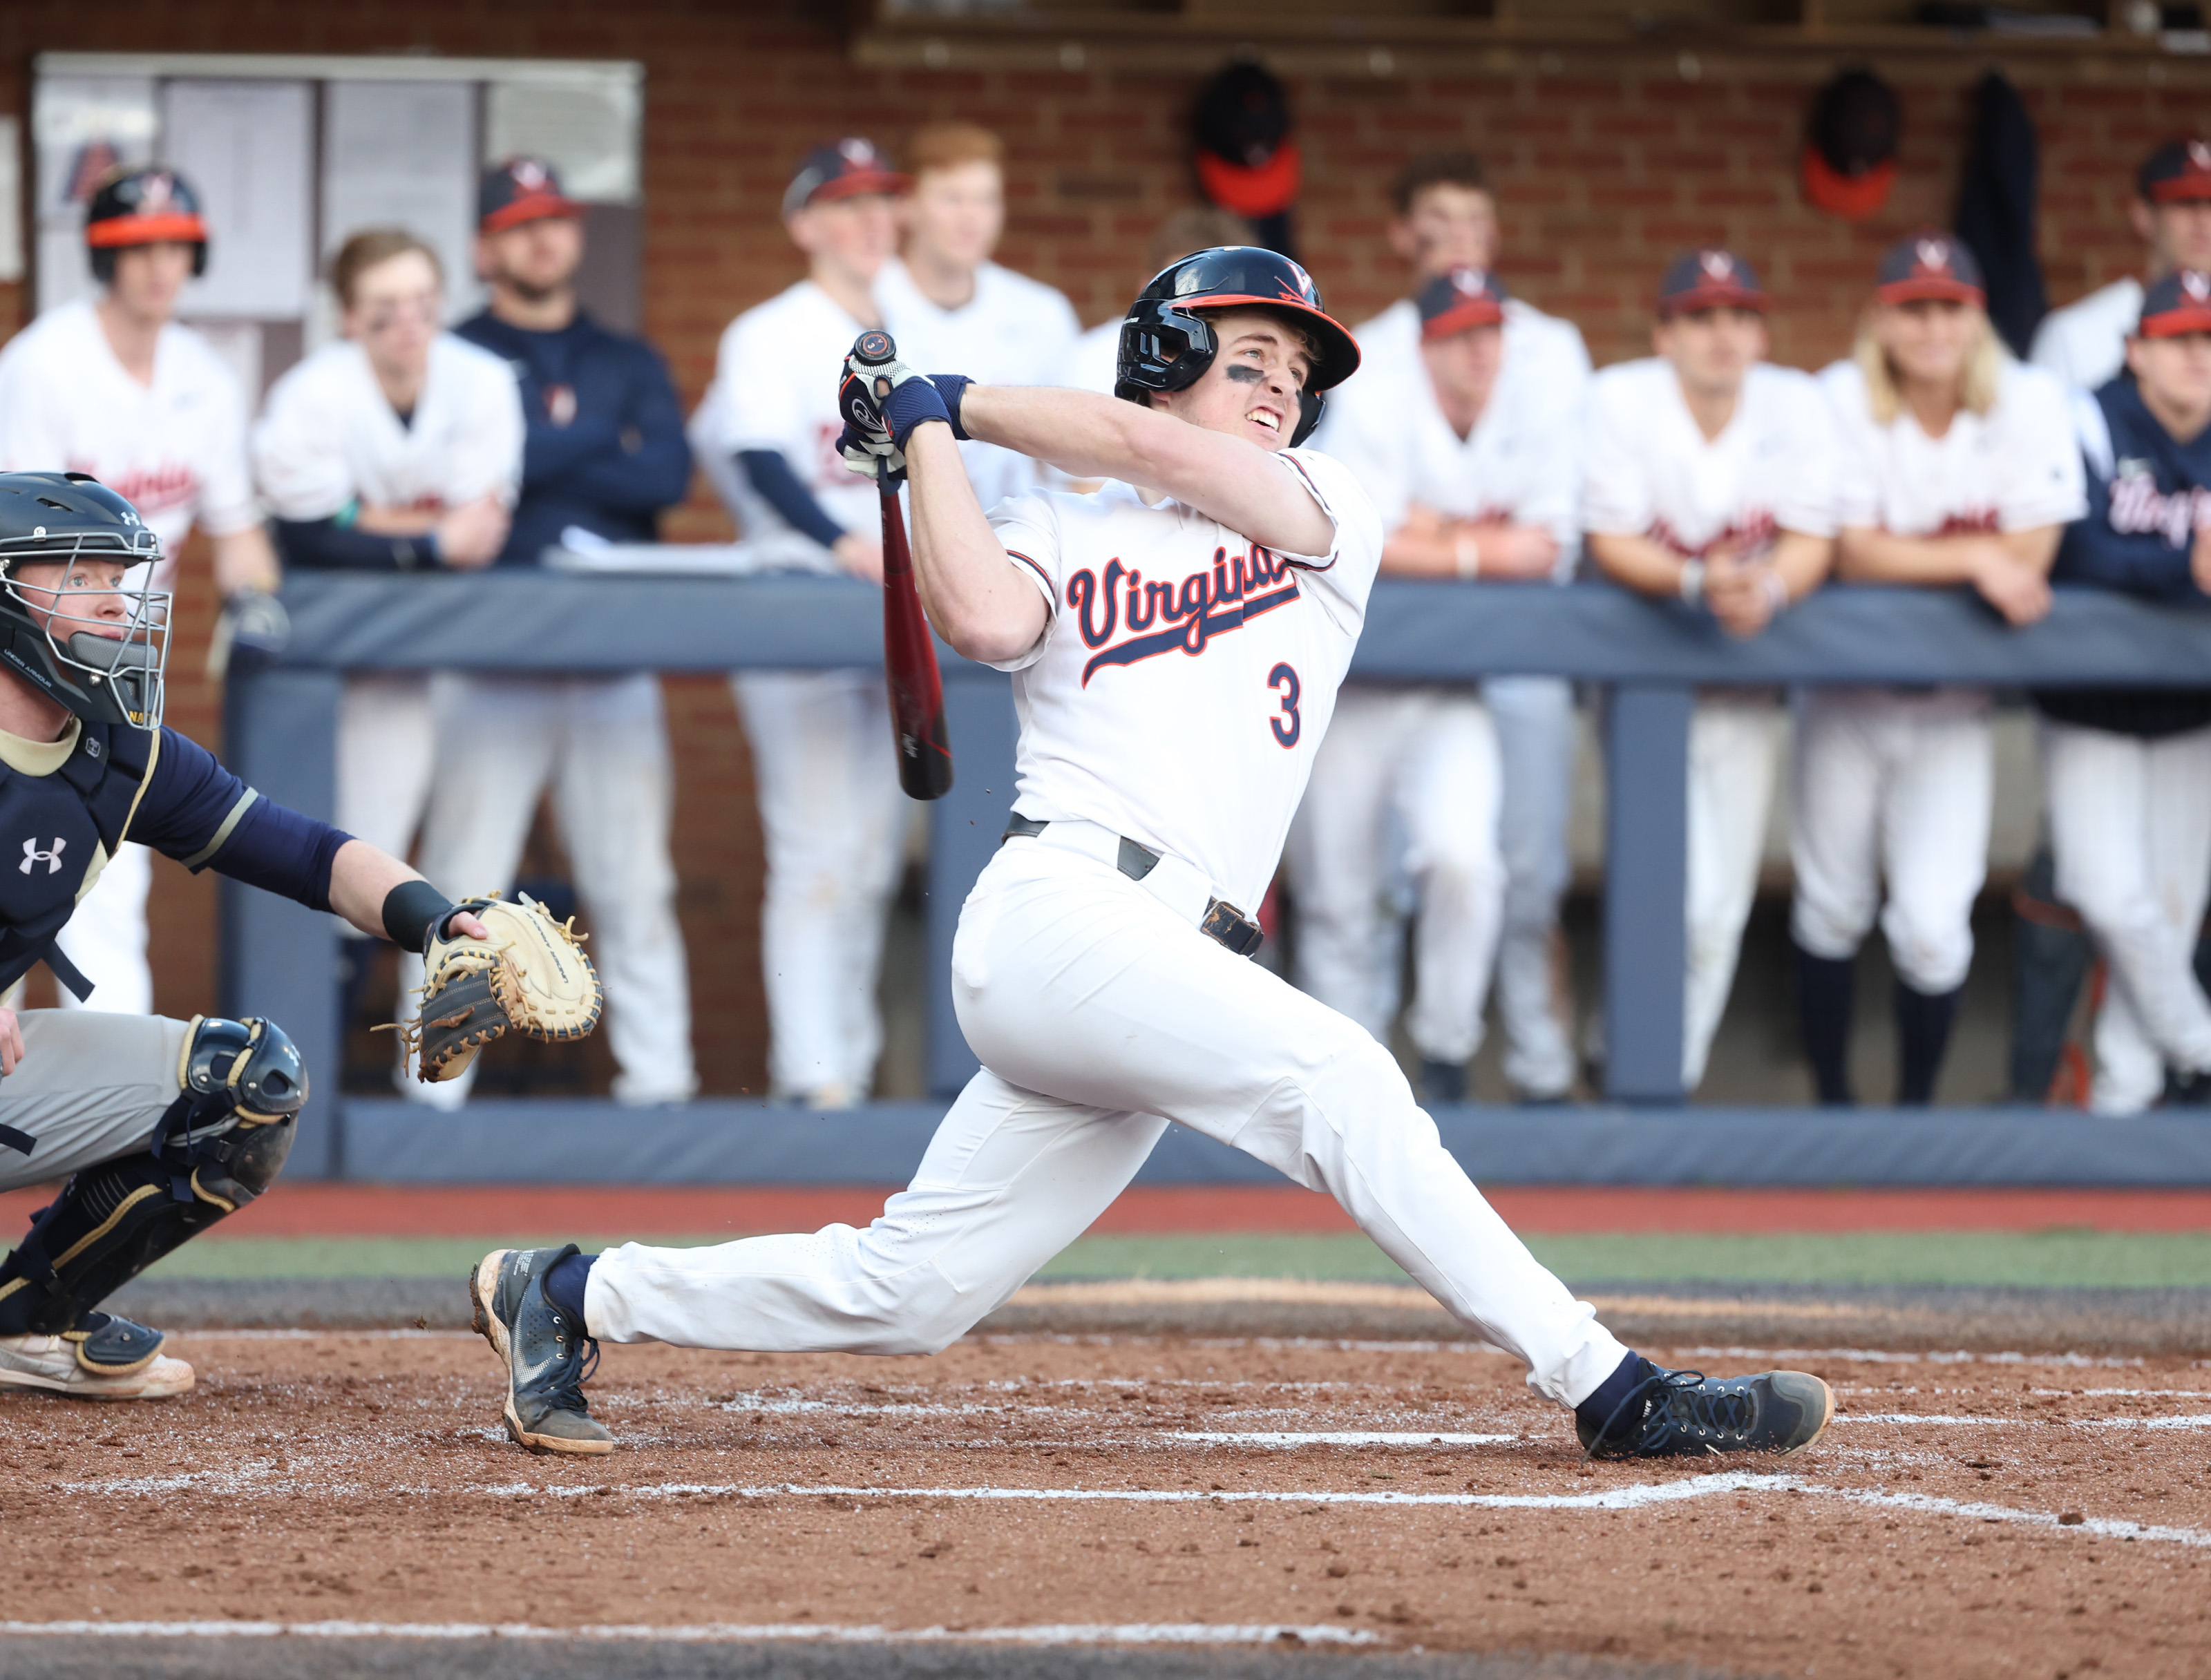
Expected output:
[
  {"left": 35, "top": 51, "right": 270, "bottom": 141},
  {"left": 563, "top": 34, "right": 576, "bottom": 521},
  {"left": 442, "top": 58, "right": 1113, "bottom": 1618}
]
[{"left": 19, "top": 837, "right": 65, "bottom": 875}]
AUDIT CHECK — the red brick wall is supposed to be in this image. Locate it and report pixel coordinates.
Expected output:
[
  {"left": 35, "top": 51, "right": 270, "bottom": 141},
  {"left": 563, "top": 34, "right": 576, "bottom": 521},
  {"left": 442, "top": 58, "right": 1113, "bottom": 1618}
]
[{"left": 0, "top": 3, "right": 2202, "bottom": 1089}]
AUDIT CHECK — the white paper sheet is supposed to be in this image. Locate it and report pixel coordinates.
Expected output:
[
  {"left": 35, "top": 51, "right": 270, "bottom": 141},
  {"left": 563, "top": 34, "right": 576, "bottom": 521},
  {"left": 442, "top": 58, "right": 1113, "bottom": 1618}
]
[
  {"left": 321, "top": 80, "right": 481, "bottom": 327},
  {"left": 161, "top": 79, "right": 313, "bottom": 319}
]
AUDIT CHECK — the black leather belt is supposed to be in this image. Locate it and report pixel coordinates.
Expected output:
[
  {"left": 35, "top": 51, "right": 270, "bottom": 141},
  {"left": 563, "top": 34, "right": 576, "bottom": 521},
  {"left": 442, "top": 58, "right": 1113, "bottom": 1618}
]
[{"left": 1002, "top": 812, "right": 1264, "bottom": 958}]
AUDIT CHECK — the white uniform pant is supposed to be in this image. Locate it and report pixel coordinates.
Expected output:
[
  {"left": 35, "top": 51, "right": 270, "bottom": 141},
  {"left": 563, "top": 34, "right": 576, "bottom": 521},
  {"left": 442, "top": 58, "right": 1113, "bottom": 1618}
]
[
  {"left": 589, "top": 834, "right": 1629, "bottom": 1409},
  {"left": 1489, "top": 677, "right": 1578, "bottom": 1097},
  {"left": 1790, "top": 689, "right": 1990, "bottom": 996},
  {"left": 54, "top": 842, "right": 153, "bottom": 1015},
  {"left": 2042, "top": 718, "right": 2211, "bottom": 1115},
  {"left": 410, "top": 673, "right": 696, "bottom": 1107},
  {"left": 1286, "top": 687, "right": 1503, "bottom": 1066},
  {"left": 332, "top": 674, "right": 437, "bottom": 986},
  {"left": 1682, "top": 696, "right": 1781, "bottom": 1090},
  {"left": 730, "top": 669, "right": 906, "bottom": 1100}
]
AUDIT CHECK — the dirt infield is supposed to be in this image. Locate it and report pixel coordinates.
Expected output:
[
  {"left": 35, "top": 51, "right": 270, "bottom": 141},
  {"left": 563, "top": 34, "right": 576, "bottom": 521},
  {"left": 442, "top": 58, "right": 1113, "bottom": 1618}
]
[{"left": 3, "top": 1330, "right": 2208, "bottom": 1679}]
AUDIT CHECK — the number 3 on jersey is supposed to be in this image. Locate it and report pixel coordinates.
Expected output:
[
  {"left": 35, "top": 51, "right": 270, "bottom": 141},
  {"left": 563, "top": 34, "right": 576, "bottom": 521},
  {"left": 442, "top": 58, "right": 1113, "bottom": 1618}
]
[{"left": 1267, "top": 662, "right": 1301, "bottom": 748}]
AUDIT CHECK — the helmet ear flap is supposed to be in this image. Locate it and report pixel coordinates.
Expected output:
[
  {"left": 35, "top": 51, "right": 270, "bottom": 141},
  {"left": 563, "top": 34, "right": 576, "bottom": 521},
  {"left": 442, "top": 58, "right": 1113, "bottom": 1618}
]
[
  {"left": 89, "top": 247, "right": 116, "bottom": 285},
  {"left": 191, "top": 242, "right": 207, "bottom": 279},
  {"left": 1291, "top": 388, "right": 1325, "bottom": 448}
]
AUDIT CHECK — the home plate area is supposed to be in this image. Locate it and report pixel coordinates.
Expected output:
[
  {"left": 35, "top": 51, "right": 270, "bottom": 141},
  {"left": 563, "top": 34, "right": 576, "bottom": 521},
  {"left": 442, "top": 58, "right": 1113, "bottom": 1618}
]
[{"left": 3, "top": 1333, "right": 2209, "bottom": 1679}]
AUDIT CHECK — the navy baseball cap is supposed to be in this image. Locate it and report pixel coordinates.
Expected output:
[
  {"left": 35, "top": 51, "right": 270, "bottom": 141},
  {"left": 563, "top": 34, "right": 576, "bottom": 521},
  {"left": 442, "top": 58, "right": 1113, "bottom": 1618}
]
[
  {"left": 783, "top": 138, "right": 909, "bottom": 217},
  {"left": 1417, "top": 267, "right": 1508, "bottom": 339},
  {"left": 2138, "top": 138, "right": 2211, "bottom": 204},
  {"left": 1656, "top": 249, "right": 1766, "bottom": 317},
  {"left": 1875, "top": 232, "right": 1985, "bottom": 305},
  {"left": 479, "top": 158, "right": 581, "bottom": 232},
  {"left": 2138, "top": 269, "right": 2211, "bottom": 337}
]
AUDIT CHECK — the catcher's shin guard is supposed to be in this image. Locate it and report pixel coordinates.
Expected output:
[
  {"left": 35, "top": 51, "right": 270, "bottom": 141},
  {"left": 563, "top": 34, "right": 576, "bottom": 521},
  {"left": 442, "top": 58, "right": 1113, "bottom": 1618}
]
[{"left": 0, "top": 1015, "right": 305, "bottom": 1336}]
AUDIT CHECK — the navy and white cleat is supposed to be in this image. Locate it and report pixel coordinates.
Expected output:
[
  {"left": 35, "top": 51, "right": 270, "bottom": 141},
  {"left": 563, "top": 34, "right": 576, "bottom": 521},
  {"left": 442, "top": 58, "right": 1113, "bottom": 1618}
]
[
  {"left": 469, "top": 1244, "right": 614, "bottom": 1455},
  {"left": 1579, "top": 1359, "right": 1834, "bottom": 1460}
]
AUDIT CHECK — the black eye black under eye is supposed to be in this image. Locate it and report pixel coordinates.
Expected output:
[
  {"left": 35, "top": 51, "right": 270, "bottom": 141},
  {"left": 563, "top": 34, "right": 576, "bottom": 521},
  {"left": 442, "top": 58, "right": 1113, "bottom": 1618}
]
[{"left": 1225, "top": 365, "right": 1264, "bottom": 384}]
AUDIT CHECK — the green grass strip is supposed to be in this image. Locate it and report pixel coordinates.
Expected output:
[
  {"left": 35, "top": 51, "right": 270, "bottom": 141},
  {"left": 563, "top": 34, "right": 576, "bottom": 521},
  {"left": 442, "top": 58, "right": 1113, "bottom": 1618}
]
[{"left": 135, "top": 1229, "right": 2211, "bottom": 1290}]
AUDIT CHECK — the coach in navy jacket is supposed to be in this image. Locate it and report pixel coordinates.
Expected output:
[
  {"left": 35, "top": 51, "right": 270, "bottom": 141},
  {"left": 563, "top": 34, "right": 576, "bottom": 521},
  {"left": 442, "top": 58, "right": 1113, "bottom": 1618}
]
[
  {"left": 403, "top": 160, "right": 700, "bottom": 1111},
  {"left": 2037, "top": 269, "right": 2211, "bottom": 1115}
]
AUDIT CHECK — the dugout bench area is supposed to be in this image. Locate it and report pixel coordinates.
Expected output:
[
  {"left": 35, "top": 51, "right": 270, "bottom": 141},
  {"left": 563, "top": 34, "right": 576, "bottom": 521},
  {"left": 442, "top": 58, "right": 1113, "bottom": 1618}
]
[{"left": 222, "top": 568, "right": 2211, "bottom": 1189}]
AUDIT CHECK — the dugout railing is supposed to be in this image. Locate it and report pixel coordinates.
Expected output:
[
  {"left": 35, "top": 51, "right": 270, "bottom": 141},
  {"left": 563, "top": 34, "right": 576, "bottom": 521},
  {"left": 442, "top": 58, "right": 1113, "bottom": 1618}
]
[{"left": 224, "top": 569, "right": 2211, "bottom": 1187}]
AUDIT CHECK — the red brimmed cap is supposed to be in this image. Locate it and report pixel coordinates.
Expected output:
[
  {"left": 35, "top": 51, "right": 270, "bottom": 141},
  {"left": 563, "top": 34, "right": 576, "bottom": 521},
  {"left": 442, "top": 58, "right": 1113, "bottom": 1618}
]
[
  {"left": 2140, "top": 138, "right": 2211, "bottom": 204},
  {"left": 2138, "top": 269, "right": 2211, "bottom": 337},
  {"left": 1656, "top": 248, "right": 1767, "bottom": 318},
  {"left": 784, "top": 138, "right": 908, "bottom": 217},
  {"left": 1417, "top": 267, "right": 1508, "bottom": 338},
  {"left": 84, "top": 167, "right": 207, "bottom": 250},
  {"left": 1875, "top": 232, "right": 1985, "bottom": 305},
  {"left": 479, "top": 158, "right": 582, "bottom": 232}
]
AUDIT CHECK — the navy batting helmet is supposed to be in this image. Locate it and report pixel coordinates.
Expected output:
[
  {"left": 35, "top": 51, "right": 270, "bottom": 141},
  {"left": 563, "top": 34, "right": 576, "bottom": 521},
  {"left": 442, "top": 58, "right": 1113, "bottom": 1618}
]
[
  {"left": 0, "top": 473, "right": 169, "bottom": 730},
  {"left": 1114, "top": 246, "right": 1360, "bottom": 447},
  {"left": 85, "top": 166, "right": 209, "bottom": 285}
]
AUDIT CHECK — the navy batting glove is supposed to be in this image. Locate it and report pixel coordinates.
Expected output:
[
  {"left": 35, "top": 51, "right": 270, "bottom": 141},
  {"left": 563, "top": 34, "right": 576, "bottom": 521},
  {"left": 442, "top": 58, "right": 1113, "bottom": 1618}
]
[
  {"left": 882, "top": 375, "right": 953, "bottom": 450},
  {"left": 927, "top": 374, "right": 974, "bottom": 441}
]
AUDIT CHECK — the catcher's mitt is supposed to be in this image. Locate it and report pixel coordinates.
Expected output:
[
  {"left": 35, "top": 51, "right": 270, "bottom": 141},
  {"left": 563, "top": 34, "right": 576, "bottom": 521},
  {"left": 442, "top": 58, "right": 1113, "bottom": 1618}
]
[{"left": 387, "top": 894, "right": 602, "bottom": 1083}]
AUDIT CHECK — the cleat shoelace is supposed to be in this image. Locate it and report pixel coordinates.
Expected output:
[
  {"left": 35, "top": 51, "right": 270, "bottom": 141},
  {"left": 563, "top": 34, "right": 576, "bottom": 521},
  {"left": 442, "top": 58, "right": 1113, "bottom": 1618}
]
[
  {"left": 540, "top": 1317, "right": 600, "bottom": 1416},
  {"left": 1586, "top": 1366, "right": 1759, "bottom": 1458}
]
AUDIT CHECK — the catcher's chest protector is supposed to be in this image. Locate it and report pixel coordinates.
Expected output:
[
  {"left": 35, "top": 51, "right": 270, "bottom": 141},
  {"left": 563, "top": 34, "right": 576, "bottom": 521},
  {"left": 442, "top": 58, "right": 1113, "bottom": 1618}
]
[{"left": 0, "top": 723, "right": 146, "bottom": 992}]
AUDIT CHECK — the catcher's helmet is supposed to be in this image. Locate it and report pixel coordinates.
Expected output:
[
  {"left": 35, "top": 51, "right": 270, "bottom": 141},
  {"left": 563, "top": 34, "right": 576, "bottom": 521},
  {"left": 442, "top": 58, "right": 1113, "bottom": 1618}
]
[
  {"left": 0, "top": 473, "right": 169, "bottom": 730},
  {"left": 1114, "top": 246, "right": 1360, "bottom": 446},
  {"left": 86, "top": 166, "right": 209, "bottom": 284}
]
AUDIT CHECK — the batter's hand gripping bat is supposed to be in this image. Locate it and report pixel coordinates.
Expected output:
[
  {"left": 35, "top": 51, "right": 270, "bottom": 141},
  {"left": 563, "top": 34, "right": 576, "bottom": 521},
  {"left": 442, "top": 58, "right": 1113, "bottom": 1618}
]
[{"left": 851, "top": 330, "right": 955, "bottom": 801}]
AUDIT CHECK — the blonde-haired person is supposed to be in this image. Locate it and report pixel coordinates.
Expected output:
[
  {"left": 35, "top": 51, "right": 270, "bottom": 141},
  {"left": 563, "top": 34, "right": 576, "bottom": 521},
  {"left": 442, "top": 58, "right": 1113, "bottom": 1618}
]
[
  {"left": 1790, "top": 234, "right": 2085, "bottom": 1106},
  {"left": 252, "top": 227, "right": 523, "bottom": 1060},
  {"left": 877, "top": 122, "right": 1080, "bottom": 511}
]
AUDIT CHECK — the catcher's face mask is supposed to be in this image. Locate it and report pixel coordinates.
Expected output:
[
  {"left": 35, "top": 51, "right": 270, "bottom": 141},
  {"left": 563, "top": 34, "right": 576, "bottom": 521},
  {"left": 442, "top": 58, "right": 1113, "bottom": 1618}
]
[{"left": 0, "top": 545, "right": 169, "bottom": 731}]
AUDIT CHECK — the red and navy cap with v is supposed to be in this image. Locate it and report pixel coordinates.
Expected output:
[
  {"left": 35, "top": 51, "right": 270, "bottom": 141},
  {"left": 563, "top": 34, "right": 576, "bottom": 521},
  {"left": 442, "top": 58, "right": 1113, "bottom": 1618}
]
[
  {"left": 85, "top": 166, "right": 209, "bottom": 281},
  {"left": 1418, "top": 267, "right": 1509, "bottom": 340},
  {"left": 783, "top": 138, "right": 909, "bottom": 218},
  {"left": 2138, "top": 269, "right": 2211, "bottom": 338},
  {"left": 1655, "top": 249, "right": 1767, "bottom": 318},
  {"left": 1874, "top": 232, "right": 1985, "bottom": 305},
  {"left": 479, "top": 158, "right": 582, "bottom": 233},
  {"left": 2138, "top": 138, "right": 2211, "bottom": 205}
]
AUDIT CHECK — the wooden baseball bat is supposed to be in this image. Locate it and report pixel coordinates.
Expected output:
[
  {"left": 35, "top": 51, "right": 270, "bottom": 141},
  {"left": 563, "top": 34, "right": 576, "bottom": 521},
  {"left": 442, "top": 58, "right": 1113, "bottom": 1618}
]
[{"left": 853, "top": 331, "right": 955, "bottom": 801}]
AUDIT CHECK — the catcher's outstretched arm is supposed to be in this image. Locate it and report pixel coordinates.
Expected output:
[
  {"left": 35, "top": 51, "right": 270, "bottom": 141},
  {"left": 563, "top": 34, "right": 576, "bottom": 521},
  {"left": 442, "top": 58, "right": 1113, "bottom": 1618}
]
[{"left": 327, "top": 840, "right": 488, "bottom": 946}]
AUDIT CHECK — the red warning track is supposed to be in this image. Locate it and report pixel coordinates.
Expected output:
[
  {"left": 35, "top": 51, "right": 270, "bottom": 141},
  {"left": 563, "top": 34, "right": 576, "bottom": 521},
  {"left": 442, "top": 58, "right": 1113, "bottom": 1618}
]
[{"left": 2, "top": 1182, "right": 2205, "bottom": 1238}]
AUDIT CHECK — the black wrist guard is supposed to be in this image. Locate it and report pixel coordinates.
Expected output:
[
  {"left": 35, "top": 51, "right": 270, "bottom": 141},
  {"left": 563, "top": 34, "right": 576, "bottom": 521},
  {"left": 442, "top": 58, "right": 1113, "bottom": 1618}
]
[{"left": 382, "top": 879, "right": 456, "bottom": 953}]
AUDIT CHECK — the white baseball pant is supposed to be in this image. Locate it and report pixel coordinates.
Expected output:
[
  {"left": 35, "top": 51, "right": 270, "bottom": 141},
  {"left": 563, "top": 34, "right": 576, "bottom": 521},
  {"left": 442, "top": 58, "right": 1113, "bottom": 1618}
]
[
  {"left": 1790, "top": 689, "right": 1990, "bottom": 995},
  {"left": 1488, "top": 676, "right": 1578, "bottom": 1098},
  {"left": 1285, "top": 686, "right": 1503, "bottom": 1067},
  {"left": 588, "top": 830, "right": 1630, "bottom": 1409},
  {"left": 332, "top": 674, "right": 437, "bottom": 983},
  {"left": 730, "top": 669, "right": 907, "bottom": 1103},
  {"left": 1682, "top": 696, "right": 1780, "bottom": 1090},
  {"left": 53, "top": 841, "right": 153, "bottom": 1015},
  {"left": 407, "top": 672, "right": 696, "bottom": 1108},
  {"left": 2042, "top": 718, "right": 2211, "bottom": 1115}
]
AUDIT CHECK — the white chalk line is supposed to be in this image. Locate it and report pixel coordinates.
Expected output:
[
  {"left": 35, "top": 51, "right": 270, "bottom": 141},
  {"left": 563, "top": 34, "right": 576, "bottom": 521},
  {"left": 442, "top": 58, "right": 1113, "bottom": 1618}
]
[
  {"left": 1834, "top": 1412, "right": 2211, "bottom": 1430},
  {"left": 1171, "top": 1431, "right": 1515, "bottom": 1447},
  {"left": 0, "top": 1619, "right": 1376, "bottom": 1648}
]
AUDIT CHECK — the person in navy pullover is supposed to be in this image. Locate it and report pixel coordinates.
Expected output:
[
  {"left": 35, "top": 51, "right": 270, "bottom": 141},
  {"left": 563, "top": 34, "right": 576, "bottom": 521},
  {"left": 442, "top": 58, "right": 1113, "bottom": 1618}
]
[
  {"left": 2038, "top": 269, "right": 2211, "bottom": 1114},
  {"left": 404, "top": 160, "right": 700, "bottom": 1110}
]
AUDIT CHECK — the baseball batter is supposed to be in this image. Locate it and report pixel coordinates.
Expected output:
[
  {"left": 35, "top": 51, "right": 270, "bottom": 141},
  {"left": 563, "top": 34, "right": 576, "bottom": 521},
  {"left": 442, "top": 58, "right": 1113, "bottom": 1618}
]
[
  {"left": 1331, "top": 151, "right": 1591, "bottom": 1101},
  {"left": 0, "top": 472, "right": 502, "bottom": 1400},
  {"left": 877, "top": 124, "right": 1080, "bottom": 513},
  {"left": 0, "top": 166, "right": 281, "bottom": 1015},
  {"left": 252, "top": 229, "right": 522, "bottom": 1002},
  {"left": 692, "top": 139, "right": 909, "bottom": 1107},
  {"left": 1293, "top": 267, "right": 1576, "bottom": 1102},
  {"left": 469, "top": 247, "right": 1832, "bottom": 1468},
  {"left": 1584, "top": 251, "right": 1838, "bottom": 1094},
  {"left": 2034, "top": 271, "right": 2211, "bottom": 1114},
  {"left": 1795, "top": 235, "right": 2085, "bottom": 1105},
  {"left": 2032, "top": 139, "right": 2211, "bottom": 392}
]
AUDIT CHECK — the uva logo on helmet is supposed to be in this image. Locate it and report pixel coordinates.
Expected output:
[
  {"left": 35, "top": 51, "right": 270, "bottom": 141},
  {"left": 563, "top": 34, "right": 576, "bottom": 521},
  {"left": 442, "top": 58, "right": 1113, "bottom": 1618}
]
[
  {"left": 1453, "top": 268, "right": 1489, "bottom": 295},
  {"left": 1915, "top": 238, "right": 1953, "bottom": 275},
  {"left": 2186, "top": 271, "right": 2211, "bottom": 302},
  {"left": 2191, "top": 140, "right": 2211, "bottom": 171},
  {"left": 512, "top": 160, "right": 548, "bottom": 189},
  {"left": 1700, "top": 251, "right": 1736, "bottom": 280},
  {"left": 133, "top": 173, "right": 178, "bottom": 213}
]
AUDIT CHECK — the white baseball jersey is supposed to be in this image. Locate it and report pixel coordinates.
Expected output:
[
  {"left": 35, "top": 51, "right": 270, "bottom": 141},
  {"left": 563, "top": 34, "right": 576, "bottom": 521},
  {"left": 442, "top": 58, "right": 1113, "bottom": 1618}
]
[
  {"left": 1059, "top": 318, "right": 1123, "bottom": 397},
  {"left": 0, "top": 299, "right": 257, "bottom": 568},
  {"left": 1582, "top": 359, "right": 1839, "bottom": 553},
  {"left": 1316, "top": 336, "right": 1578, "bottom": 557},
  {"left": 989, "top": 448, "right": 1384, "bottom": 911},
  {"left": 1819, "top": 358, "right": 2086, "bottom": 536},
  {"left": 878, "top": 256, "right": 1081, "bottom": 512},
  {"left": 1345, "top": 296, "right": 1592, "bottom": 430},
  {"left": 691, "top": 279, "right": 877, "bottom": 568},
  {"left": 251, "top": 334, "right": 523, "bottom": 521},
  {"left": 2028, "top": 277, "right": 2142, "bottom": 393}
]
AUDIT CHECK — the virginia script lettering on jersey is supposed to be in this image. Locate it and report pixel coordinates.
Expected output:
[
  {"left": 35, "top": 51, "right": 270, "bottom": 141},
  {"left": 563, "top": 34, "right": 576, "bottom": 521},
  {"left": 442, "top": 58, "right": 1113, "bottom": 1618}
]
[
  {"left": 1049, "top": 546, "right": 1304, "bottom": 686},
  {"left": 2108, "top": 464, "right": 2211, "bottom": 546}
]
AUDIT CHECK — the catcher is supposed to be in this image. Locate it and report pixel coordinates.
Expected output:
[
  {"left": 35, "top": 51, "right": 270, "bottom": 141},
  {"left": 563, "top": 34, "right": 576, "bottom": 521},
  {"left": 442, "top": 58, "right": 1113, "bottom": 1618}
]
[{"left": 0, "top": 470, "right": 599, "bottom": 1401}]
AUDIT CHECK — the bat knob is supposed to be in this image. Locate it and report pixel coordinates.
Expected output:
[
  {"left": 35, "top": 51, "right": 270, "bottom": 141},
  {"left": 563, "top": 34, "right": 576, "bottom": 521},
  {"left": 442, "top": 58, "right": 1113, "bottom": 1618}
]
[{"left": 853, "top": 330, "right": 898, "bottom": 365}]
